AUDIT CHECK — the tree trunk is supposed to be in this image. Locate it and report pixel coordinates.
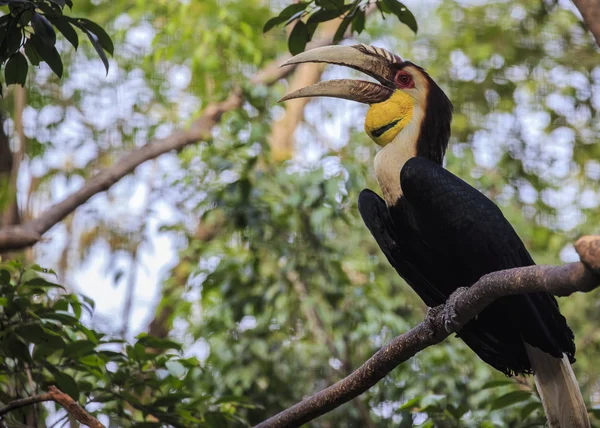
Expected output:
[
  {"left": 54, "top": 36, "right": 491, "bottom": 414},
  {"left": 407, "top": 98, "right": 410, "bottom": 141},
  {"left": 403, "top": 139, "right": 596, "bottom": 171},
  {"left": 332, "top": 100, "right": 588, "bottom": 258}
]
[{"left": 571, "top": 0, "right": 600, "bottom": 47}]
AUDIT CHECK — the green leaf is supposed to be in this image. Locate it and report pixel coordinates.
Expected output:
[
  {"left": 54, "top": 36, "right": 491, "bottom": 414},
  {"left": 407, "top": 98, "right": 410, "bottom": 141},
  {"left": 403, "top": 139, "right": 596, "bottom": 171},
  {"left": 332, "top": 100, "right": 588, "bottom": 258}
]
[
  {"left": 21, "top": 276, "right": 65, "bottom": 290},
  {"left": 277, "top": 2, "right": 309, "bottom": 20},
  {"left": 35, "top": 1, "right": 62, "bottom": 17},
  {"left": 398, "top": 397, "right": 421, "bottom": 410},
  {"left": 420, "top": 394, "right": 446, "bottom": 410},
  {"left": 381, "top": 0, "right": 418, "bottom": 33},
  {"left": 31, "top": 13, "right": 56, "bottom": 46},
  {"left": 136, "top": 334, "right": 183, "bottom": 352},
  {"left": 80, "top": 26, "right": 109, "bottom": 73},
  {"left": 288, "top": 21, "right": 309, "bottom": 55},
  {"left": 74, "top": 18, "right": 113, "bottom": 55},
  {"left": 448, "top": 403, "right": 469, "bottom": 419},
  {"left": 47, "top": 17, "right": 78, "bottom": 50},
  {"left": 91, "top": 393, "right": 115, "bottom": 403},
  {"left": 29, "top": 264, "right": 57, "bottom": 277},
  {"left": 41, "top": 311, "right": 79, "bottom": 325},
  {"left": 520, "top": 400, "right": 543, "bottom": 419},
  {"left": 480, "top": 379, "right": 516, "bottom": 389},
  {"left": 351, "top": 9, "right": 365, "bottom": 34},
  {"left": 32, "top": 343, "right": 60, "bottom": 360},
  {"left": 16, "top": 324, "right": 65, "bottom": 349},
  {"left": 263, "top": 3, "right": 308, "bottom": 33},
  {"left": 81, "top": 294, "right": 95, "bottom": 311},
  {"left": 54, "top": 371, "right": 79, "bottom": 401},
  {"left": 263, "top": 16, "right": 284, "bottom": 34},
  {"left": 79, "top": 354, "right": 106, "bottom": 368},
  {"left": 316, "top": 0, "right": 344, "bottom": 11},
  {"left": 306, "top": 7, "right": 346, "bottom": 39},
  {"left": 333, "top": 13, "right": 352, "bottom": 43},
  {"left": 5, "top": 335, "right": 33, "bottom": 364},
  {"left": 178, "top": 356, "right": 200, "bottom": 368},
  {"left": 97, "top": 350, "right": 126, "bottom": 361},
  {"left": 165, "top": 360, "right": 186, "bottom": 378},
  {"left": 76, "top": 322, "right": 100, "bottom": 344},
  {"left": 490, "top": 390, "right": 532, "bottom": 411},
  {"left": 0, "top": 13, "right": 11, "bottom": 30},
  {"left": 28, "top": 34, "right": 63, "bottom": 77},
  {"left": 284, "top": 10, "right": 308, "bottom": 27},
  {"left": 5, "top": 23, "right": 23, "bottom": 56},
  {"left": 213, "top": 395, "right": 255, "bottom": 405},
  {"left": 307, "top": 8, "right": 342, "bottom": 24},
  {"left": 0, "top": 269, "right": 10, "bottom": 285},
  {"left": 153, "top": 392, "right": 190, "bottom": 408}
]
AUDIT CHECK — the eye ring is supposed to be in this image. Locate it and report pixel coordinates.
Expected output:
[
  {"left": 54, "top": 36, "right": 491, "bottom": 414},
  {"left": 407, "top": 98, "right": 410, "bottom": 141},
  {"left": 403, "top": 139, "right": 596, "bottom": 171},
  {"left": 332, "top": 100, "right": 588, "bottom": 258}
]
[{"left": 394, "top": 71, "right": 413, "bottom": 88}]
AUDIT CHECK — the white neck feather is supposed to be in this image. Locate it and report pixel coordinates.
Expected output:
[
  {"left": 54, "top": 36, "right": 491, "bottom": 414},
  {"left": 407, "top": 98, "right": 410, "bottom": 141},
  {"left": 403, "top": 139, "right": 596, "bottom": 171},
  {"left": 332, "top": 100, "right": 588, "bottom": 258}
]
[{"left": 373, "top": 105, "right": 425, "bottom": 206}]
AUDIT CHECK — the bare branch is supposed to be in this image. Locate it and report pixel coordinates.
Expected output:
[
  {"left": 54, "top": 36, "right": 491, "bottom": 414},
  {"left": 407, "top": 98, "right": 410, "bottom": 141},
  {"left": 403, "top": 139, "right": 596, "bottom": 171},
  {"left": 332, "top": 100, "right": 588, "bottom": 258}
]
[
  {"left": 254, "top": 236, "right": 600, "bottom": 428},
  {"left": 0, "top": 386, "right": 104, "bottom": 428},
  {"left": 571, "top": 0, "right": 600, "bottom": 47},
  {"left": 0, "top": 36, "right": 339, "bottom": 253},
  {"left": 0, "top": 392, "right": 53, "bottom": 417}
]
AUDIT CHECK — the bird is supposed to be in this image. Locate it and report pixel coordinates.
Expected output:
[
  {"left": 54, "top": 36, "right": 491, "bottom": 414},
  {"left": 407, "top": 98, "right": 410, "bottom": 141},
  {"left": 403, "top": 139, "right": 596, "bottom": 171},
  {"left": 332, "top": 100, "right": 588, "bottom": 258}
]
[{"left": 280, "top": 44, "right": 589, "bottom": 427}]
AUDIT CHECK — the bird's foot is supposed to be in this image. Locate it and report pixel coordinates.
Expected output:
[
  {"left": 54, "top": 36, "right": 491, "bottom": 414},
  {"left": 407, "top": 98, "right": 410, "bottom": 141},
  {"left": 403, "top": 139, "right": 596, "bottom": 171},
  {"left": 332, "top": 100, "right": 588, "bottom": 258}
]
[
  {"left": 443, "top": 287, "right": 469, "bottom": 334},
  {"left": 425, "top": 305, "right": 444, "bottom": 333}
]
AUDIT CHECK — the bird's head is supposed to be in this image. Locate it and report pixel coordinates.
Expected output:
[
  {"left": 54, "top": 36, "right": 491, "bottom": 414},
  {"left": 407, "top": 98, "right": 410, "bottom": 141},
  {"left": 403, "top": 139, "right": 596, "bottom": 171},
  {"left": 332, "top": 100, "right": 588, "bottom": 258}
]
[{"left": 280, "top": 44, "right": 453, "bottom": 163}]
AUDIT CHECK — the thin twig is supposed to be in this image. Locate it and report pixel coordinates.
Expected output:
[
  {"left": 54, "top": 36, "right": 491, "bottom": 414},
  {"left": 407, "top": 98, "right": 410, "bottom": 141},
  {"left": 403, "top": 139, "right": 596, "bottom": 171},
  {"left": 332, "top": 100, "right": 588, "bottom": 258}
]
[
  {"left": 254, "top": 236, "right": 600, "bottom": 428},
  {"left": 0, "top": 392, "right": 52, "bottom": 416},
  {"left": 0, "top": 386, "right": 105, "bottom": 428}
]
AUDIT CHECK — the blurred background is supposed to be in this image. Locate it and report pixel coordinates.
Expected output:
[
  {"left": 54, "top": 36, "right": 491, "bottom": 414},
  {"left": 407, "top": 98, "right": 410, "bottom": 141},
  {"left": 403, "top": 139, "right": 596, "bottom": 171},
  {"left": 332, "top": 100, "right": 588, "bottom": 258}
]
[{"left": 1, "top": 0, "right": 599, "bottom": 426}]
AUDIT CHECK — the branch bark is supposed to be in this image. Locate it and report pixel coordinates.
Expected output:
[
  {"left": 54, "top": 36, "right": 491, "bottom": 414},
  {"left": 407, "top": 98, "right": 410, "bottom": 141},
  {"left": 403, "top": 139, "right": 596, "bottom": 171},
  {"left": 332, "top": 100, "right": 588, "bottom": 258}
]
[
  {"left": 571, "top": 0, "right": 600, "bottom": 47},
  {"left": 0, "top": 36, "right": 339, "bottom": 253},
  {"left": 254, "top": 236, "right": 600, "bottom": 428},
  {"left": 0, "top": 386, "right": 105, "bottom": 428}
]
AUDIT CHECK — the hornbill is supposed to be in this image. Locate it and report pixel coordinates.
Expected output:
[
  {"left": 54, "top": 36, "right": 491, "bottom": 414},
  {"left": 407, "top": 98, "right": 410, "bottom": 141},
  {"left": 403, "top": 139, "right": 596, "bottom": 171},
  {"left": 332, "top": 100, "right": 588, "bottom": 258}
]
[{"left": 280, "top": 44, "right": 589, "bottom": 427}]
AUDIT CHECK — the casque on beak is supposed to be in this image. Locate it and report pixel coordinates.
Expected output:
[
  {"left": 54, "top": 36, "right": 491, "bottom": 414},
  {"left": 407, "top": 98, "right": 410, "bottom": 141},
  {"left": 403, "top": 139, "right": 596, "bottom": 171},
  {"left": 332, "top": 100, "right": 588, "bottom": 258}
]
[{"left": 278, "top": 44, "right": 402, "bottom": 105}]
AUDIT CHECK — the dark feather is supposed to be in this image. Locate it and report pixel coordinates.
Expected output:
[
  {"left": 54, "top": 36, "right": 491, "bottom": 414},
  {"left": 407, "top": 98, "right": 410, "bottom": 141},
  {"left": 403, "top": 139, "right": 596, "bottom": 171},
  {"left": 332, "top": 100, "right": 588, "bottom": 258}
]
[{"left": 359, "top": 157, "right": 575, "bottom": 375}]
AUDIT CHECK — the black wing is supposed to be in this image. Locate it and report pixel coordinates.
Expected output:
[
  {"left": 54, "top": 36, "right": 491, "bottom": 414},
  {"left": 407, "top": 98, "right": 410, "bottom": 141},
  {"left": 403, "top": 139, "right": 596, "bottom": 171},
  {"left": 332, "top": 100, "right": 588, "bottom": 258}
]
[
  {"left": 358, "top": 157, "right": 575, "bottom": 375},
  {"left": 358, "top": 188, "right": 446, "bottom": 308}
]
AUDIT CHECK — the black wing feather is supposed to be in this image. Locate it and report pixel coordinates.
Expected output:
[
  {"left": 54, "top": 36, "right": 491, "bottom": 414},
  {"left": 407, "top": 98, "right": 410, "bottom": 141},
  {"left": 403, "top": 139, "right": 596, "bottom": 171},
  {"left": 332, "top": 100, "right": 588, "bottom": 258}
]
[
  {"left": 358, "top": 156, "right": 575, "bottom": 375},
  {"left": 358, "top": 189, "right": 445, "bottom": 308}
]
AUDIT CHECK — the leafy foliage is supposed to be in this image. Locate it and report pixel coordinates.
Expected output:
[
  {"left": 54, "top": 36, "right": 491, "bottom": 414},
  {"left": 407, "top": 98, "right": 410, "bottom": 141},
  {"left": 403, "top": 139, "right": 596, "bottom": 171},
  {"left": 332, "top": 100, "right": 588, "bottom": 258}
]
[
  {"left": 264, "top": 0, "right": 417, "bottom": 54},
  {"left": 1, "top": 0, "right": 600, "bottom": 426},
  {"left": 0, "top": 262, "right": 250, "bottom": 426},
  {"left": 0, "top": 0, "right": 112, "bottom": 93}
]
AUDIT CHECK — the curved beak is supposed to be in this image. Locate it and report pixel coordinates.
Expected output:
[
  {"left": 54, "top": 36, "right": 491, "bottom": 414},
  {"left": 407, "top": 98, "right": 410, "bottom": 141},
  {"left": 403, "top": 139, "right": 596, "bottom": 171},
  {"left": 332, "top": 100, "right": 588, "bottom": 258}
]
[{"left": 279, "top": 44, "right": 401, "bottom": 105}]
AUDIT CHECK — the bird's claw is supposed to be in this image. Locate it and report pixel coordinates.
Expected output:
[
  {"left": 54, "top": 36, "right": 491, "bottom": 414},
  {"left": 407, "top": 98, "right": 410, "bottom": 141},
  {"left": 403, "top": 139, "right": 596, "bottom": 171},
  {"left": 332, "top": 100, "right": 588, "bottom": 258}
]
[
  {"left": 425, "top": 305, "right": 444, "bottom": 332},
  {"left": 443, "top": 287, "right": 469, "bottom": 334}
]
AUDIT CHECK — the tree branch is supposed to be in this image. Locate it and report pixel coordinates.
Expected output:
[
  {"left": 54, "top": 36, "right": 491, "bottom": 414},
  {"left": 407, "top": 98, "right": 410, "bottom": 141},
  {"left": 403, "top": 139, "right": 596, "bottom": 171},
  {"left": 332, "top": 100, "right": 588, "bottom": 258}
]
[
  {"left": 571, "top": 0, "right": 600, "bottom": 47},
  {"left": 0, "top": 386, "right": 105, "bottom": 428},
  {"left": 254, "top": 236, "right": 600, "bottom": 428},
  {"left": 0, "top": 36, "right": 338, "bottom": 253}
]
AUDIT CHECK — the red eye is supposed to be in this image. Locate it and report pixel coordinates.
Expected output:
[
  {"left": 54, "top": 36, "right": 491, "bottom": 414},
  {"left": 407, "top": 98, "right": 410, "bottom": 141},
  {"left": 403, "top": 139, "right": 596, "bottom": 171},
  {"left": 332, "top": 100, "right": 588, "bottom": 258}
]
[{"left": 394, "top": 71, "right": 414, "bottom": 88}]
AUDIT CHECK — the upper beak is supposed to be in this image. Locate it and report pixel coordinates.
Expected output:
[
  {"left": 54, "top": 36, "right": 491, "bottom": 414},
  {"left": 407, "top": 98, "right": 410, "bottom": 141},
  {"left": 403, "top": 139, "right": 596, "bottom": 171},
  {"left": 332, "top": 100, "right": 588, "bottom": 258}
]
[{"left": 278, "top": 44, "right": 401, "bottom": 105}]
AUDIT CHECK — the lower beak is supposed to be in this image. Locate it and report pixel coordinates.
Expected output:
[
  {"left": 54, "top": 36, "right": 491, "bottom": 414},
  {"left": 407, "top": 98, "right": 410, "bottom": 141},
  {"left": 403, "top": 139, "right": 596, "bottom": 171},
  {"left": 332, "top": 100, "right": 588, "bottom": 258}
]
[{"left": 278, "top": 44, "right": 400, "bottom": 105}]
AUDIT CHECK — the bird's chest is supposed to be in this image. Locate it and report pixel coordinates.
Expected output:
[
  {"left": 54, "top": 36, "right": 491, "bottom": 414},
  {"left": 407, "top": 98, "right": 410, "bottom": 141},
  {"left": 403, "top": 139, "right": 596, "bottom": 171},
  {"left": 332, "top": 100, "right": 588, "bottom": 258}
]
[{"left": 374, "top": 141, "right": 416, "bottom": 206}]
